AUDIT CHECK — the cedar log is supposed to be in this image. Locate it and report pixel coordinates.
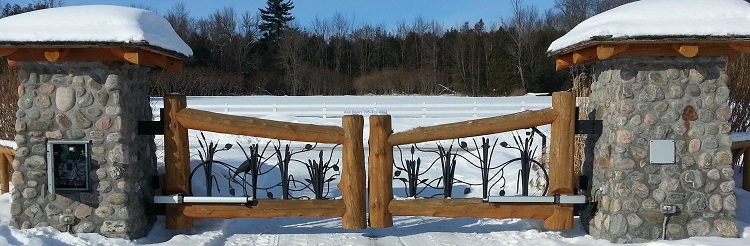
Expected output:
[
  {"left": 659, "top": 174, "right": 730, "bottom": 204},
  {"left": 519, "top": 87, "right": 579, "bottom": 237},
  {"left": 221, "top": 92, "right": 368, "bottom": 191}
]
[
  {"left": 182, "top": 200, "right": 346, "bottom": 219},
  {"left": 3, "top": 154, "right": 10, "bottom": 194},
  {"left": 389, "top": 108, "right": 558, "bottom": 146},
  {"left": 340, "top": 115, "right": 367, "bottom": 229},
  {"left": 733, "top": 140, "right": 750, "bottom": 149},
  {"left": 545, "top": 91, "right": 575, "bottom": 230},
  {"left": 176, "top": 108, "right": 345, "bottom": 144},
  {"left": 0, "top": 147, "right": 12, "bottom": 194},
  {"left": 673, "top": 44, "right": 699, "bottom": 58},
  {"left": 388, "top": 198, "right": 554, "bottom": 221},
  {"left": 164, "top": 94, "right": 193, "bottom": 229},
  {"left": 0, "top": 153, "right": 8, "bottom": 194},
  {"left": 369, "top": 115, "right": 394, "bottom": 228},
  {"left": 597, "top": 44, "right": 630, "bottom": 60}
]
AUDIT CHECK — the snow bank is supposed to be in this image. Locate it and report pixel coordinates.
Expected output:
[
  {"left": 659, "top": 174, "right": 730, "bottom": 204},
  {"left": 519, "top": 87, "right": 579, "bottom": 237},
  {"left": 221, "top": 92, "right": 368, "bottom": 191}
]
[
  {"left": 548, "top": 0, "right": 750, "bottom": 54},
  {"left": 0, "top": 5, "right": 192, "bottom": 57}
]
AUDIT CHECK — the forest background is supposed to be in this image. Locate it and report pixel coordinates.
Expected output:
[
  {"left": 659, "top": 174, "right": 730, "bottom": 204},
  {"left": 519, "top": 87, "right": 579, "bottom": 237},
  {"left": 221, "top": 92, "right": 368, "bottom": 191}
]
[{"left": 0, "top": 0, "right": 749, "bottom": 141}]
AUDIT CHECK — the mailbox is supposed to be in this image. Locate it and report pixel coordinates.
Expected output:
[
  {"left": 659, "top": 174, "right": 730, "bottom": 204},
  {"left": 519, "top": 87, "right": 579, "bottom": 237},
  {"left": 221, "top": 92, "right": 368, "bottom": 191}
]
[{"left": 46, "top": 140, "right": 92, "bottom": 193}]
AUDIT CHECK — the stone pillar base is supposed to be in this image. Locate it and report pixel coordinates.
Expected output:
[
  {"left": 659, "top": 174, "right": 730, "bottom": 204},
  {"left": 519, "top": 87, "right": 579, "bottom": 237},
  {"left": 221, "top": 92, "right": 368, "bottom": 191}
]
[
  {"left": 11, "top": 61, "right": 157, "bottom": 239},
  {"left": 586, "top": 56, "right": 738, "bottom": 243}
]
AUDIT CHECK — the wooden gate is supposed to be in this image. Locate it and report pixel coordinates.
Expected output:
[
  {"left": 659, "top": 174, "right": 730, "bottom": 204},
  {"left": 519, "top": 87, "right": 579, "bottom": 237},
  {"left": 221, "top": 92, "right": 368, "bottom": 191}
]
[
  {"left": 159, "top": 92, "right": 578, "bottom": 231},
  {"left": 368, "top": 91, "right": 576, "bottom": 230},
  {"left": 161, "top": 94, "right": 367, "bottom": 230}
]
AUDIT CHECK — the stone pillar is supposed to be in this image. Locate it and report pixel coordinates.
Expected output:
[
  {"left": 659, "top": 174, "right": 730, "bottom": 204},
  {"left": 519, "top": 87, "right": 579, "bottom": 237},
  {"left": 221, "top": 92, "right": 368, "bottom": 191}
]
[
  {"left": 10, "top": 61, "right": 157, "bottom": 239},
  {"left": 586, "top": 56, "right": 738, "bottom": 243}
]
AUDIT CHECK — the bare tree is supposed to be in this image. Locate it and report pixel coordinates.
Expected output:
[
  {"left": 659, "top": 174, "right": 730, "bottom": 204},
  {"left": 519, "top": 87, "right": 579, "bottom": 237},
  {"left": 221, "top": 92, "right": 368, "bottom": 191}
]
[
  {"left": 502, "top": 0, "right": 542, "bottom": 92},
  {"left": 165, "top": 3, "right": 193, "bottom": 41},
  {"left": 550, "top": 0, "right": 637, "bottom": 31},
  {"left": 728, "top": 55, "right": 750, "bottom": 132},
  {"left": 279, "top": 23, "right": 307, "bottom": 95},
  {"left": 552, "top": 0, "right": 593, "bottom": 31},
  {"left": 331, "top": 12, "right": 352, "bottom": 73}
]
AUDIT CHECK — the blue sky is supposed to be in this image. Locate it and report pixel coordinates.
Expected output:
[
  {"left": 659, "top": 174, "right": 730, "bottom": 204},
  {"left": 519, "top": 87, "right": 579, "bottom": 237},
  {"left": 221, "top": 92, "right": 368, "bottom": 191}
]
[{"left": 2, "top": 0, "right": 557, "bottom": 30}]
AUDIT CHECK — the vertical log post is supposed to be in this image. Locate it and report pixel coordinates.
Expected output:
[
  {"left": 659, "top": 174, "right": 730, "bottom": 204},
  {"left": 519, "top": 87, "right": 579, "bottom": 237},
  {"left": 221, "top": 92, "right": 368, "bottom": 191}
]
[
  {"left": 164, "top": 94, "right": 193, "bottom": 229},
  {"left": 340, "top": 115, "right": 367, "bottom": 229},
  {"left": 744, "top": 147, "right": 750, "bottom": 191},
  {"left": 368, "top": 115, "right": 393, "bottom": 228},
  {"left": 0, "top": 152, "right": 9, "bottom": 194},
  {"left": 544, "top": 91, "right": 575, "bottom": 230}
]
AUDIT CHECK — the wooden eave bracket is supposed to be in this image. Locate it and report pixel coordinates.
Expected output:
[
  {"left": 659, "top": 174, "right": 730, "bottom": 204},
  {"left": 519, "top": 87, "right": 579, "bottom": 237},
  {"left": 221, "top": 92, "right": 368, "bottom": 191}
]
[
  {"left": 597, "top": 44, "right": 630, "bottom": 60},
  {"left": 1, "top": 46, "right": 183, "bottom": 73},
  {"left": 111, "top": 48, "right": 183, "bottom": 73},
  {"left": 555, "top": 42, "right": 750, "bottom": 70},
  {"left": 44, "top": 48, "right": 71, "bottom": 62},
  {"left": 672, "top": 44, "right": 699, "bottom": 58},
  {"left": 555, "top": 46, "right": 601, "bottom": 71}
]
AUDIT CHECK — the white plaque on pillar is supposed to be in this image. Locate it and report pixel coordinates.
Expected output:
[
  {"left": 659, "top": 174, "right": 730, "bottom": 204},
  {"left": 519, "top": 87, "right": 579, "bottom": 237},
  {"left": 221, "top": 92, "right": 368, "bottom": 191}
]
[{"left": 649, "top": 140, "right": 675, "bottom": 164}]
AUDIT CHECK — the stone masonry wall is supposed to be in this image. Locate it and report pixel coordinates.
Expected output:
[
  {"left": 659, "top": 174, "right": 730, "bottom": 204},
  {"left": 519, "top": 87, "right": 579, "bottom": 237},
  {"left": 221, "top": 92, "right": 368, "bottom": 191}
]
[
  {"left": 586, "top": 56, "right": 738, "bottom": 243},
  {"left": 10, "top": 61, "right": 157, "bottom": 239}
]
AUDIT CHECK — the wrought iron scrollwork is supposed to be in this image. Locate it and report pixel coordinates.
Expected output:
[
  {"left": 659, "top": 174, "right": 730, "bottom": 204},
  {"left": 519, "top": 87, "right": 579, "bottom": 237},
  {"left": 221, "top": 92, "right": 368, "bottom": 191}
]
[
  {"left": 189, "top": 132, "right": 341, "bottom": 200},
  {"left": 393, "top": 127, "right": 549, "bottom": 199}
]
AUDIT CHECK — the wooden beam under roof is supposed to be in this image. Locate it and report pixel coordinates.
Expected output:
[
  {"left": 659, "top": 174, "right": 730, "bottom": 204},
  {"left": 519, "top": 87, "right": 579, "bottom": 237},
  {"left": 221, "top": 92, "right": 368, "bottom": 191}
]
[
  {"left": 0, "top": 48, "right": 17, "bottom": 57},
  {"left": 0, "top": 45, "right": 184, "bottom": 73},
  {"left": 555, "top": 42, "right": 750, "bottom": 70}
]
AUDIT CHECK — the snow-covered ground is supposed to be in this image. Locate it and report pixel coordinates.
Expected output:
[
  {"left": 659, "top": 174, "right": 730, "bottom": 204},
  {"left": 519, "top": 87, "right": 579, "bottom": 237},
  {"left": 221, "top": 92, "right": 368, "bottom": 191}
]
[{"left": 0, "top": 95, "right": 749, "bottom": 246}]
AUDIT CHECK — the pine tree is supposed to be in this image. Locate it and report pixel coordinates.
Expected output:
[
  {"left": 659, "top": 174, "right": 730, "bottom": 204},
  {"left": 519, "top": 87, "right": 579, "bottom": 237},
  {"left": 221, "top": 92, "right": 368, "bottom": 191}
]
[{"left": 258, "top": 0, "right": 294, "bottom": 46}]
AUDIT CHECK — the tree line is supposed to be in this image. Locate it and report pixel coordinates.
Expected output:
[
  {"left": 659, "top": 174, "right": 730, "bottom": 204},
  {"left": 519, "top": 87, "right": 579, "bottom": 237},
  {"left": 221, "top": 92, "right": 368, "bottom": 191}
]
[
  {"left": 151, "top": 0, "right": 639, "bottom": 96},
  {"left": 0, "top": 0, "right": 644, "bottom": 96},
  {"left": 3, "top": 0, "right": 750, "bottom": 136}
]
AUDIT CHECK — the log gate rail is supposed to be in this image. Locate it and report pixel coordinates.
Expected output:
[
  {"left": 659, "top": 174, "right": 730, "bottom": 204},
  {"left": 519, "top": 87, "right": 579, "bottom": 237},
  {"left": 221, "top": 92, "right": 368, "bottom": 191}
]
[
  {"left": 368, "top": 91, "right": 578, "bottom": 230},
  {"left": 160, "top": 94, "right": 367, "bottom": 230}
]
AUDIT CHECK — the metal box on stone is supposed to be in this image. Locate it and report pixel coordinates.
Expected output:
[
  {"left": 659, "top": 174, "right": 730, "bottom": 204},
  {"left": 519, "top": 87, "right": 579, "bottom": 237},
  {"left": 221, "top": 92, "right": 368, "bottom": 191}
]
[
  {"left": 546, "top": 0, "right": 750, "bottom": 243},
  {"left": 11, "top": 61, "right": 159, "bottom": 238},
  {"left": 0, "top": 5, "right": 189, "bottom": 239}
]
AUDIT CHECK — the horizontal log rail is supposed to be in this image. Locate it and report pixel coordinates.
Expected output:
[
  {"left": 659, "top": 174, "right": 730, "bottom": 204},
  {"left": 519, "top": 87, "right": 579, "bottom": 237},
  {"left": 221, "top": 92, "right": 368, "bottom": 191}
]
[
  {"left": 389, "top": 108, "right": 558, "bottom": 146},
  {"left": 175, "top": 108, "right": 345, "bottom": 144},
  {"left": 182, "top": 200, "right": 346, "bottom": 219},
  {"left": 388, "top": 198, "right": 554, "bottom": 221}
]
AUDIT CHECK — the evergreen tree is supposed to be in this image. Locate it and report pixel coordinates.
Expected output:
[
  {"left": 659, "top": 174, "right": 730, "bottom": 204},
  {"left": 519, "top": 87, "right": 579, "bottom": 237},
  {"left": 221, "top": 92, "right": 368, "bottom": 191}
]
[{"left": 258, "top": 0, "right": 294, "bottom": 46}]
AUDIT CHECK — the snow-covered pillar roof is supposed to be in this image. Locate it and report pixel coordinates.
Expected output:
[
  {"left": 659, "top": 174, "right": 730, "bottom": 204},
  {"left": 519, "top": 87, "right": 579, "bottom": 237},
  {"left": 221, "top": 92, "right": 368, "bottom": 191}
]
[
  {"left": 0, "top": 5, "right": 192, "bottom": 73},
  {"left": 547, "top": 0, "right": 750, "bottom": 71}
]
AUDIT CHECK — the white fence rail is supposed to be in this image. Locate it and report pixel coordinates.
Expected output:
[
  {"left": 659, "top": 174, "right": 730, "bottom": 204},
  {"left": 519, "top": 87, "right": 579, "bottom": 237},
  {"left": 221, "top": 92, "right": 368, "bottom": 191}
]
[{"left": 150, "top": 96, "right": 552, "bottom": 120}]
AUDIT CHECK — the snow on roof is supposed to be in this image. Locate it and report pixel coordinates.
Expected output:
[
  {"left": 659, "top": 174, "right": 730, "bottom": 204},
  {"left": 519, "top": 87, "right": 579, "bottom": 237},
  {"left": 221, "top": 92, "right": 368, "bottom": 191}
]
[
  {"left": 0, "top": 5, "right": 192, "bottom": 57},
  {"left": 548, "top": 0, "right": 750, "bottom": 55}
]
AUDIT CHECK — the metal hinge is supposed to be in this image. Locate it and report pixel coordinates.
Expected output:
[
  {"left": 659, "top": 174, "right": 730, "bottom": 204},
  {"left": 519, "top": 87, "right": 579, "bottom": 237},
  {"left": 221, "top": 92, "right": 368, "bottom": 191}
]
[
  {"left": 138, "top": 108, "right": 164, "bottom": 135},
  {"left": 574, "top": 107, "right": 602, "bottom": 135}
]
